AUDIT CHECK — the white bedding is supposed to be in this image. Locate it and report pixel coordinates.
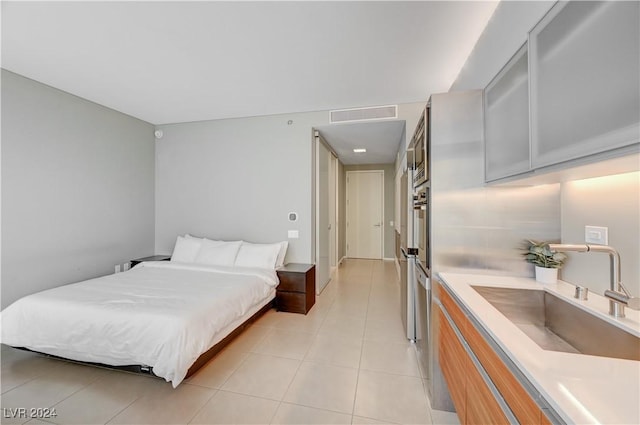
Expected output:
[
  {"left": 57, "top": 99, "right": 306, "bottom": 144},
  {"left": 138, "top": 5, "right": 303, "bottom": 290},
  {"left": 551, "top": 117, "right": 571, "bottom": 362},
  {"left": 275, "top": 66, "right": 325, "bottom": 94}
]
[{"left": 0, "top": 261, "right": 277, "bottom": 387}]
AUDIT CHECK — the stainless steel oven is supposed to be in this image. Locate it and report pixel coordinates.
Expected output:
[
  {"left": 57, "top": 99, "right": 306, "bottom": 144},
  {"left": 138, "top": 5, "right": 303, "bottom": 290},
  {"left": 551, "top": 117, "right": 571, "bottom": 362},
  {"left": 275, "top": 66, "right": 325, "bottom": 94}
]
[
  {"left": 413, "top": 185, "right": 429, "bottom": 274},
  {"left": 412, "top": 107, "right": 429, "bottom": 188}
]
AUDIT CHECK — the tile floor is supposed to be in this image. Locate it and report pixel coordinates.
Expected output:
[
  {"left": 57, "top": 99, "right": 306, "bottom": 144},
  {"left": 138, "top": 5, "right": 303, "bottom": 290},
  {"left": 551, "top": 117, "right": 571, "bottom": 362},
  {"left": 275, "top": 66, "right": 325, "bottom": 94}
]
[{"left": 0, "top": 259, "right": 460, "bottom": 425}]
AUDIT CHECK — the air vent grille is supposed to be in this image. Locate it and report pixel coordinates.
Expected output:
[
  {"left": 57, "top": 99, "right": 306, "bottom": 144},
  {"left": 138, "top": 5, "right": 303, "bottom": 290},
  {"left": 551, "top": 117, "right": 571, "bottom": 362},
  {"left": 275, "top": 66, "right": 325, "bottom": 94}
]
[{"left": 330, "top": 105, "right": 397, "bottom": 124}]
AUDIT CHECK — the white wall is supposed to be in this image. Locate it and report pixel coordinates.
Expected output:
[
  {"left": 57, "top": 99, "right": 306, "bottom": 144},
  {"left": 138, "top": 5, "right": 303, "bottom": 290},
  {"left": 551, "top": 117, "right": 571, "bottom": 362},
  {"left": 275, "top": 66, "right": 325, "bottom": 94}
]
[
  {"left": 155, "top": 111, "right": 328, "bottom": 263},
  {"left": 450, "top": 1, "right": 554, "bottom": 92},
  {"left": 560, "top": 172, "right": 640, "bottom": 297},
  {"left": 1, "top": 70, "right": 155, "bottom": 309}
]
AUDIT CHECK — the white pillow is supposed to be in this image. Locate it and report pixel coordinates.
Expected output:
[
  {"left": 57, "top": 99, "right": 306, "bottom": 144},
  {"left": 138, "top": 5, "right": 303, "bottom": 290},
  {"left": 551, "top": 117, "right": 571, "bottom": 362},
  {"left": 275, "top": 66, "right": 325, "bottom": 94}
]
[
  {"left": 194, "top": 239, "right": 242, "bottom": 266},
  {"left": 235, "top": 242, "right": 282, "bottom": 269},
  {"left": 276, "top": 241, "right": 288, "bottom": 268},
  {"left": 171, "top": 236, "right": 203, "bottom": 263}
]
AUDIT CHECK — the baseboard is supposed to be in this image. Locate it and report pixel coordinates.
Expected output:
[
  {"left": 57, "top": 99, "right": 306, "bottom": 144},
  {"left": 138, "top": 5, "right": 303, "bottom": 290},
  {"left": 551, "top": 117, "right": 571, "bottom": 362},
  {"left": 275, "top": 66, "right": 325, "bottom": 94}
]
[{"left": 383, "top": 257, "right": 395, "bottom": 261}]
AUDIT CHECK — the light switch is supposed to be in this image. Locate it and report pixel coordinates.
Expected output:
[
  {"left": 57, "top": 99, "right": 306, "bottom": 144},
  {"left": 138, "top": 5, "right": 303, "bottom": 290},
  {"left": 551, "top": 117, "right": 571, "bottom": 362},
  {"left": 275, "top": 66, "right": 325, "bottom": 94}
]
[
  {"left": 288, "top": 230, "right": 299, "bottom": 239},
  {"left": 585, "top": 225, "right": 608, "bottom": 245}
]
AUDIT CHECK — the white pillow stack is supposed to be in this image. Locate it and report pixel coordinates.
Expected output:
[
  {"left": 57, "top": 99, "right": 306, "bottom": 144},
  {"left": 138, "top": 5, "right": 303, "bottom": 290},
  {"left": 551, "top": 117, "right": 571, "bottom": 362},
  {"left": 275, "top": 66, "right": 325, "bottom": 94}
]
[
  {"left": 194, "top": 239, "right": 242, "bottom": 266},
  {"left": 235, "top": 242, "right": 282, "bottom": 269},
  {"left": 170, "top": 234, "right": 288, "bottom": 269},
  {"left": 170, "top": 235, "right": 203, "bottom": 263}
]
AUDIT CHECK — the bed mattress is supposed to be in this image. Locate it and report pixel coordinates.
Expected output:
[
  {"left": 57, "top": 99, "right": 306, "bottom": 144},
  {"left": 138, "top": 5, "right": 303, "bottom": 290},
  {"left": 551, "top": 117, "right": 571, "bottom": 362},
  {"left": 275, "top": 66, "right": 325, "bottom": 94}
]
[{"left": 0, "top": 261, "right": 277, "bottom": 387}]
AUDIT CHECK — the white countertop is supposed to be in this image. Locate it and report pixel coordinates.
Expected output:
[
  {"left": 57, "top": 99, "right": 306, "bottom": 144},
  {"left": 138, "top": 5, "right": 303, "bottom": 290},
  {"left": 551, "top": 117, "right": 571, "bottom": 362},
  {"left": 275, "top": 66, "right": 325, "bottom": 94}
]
[{"left": 438, "top": 272, "right": 640, "bottom": 425}]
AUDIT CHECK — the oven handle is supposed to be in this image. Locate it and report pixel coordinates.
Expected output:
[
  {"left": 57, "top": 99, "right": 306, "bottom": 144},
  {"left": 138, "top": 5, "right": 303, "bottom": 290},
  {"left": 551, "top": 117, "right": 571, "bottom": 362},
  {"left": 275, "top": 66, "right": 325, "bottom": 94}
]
[{"left": 415, "top": 264, "right": 429, "bottom": 288}]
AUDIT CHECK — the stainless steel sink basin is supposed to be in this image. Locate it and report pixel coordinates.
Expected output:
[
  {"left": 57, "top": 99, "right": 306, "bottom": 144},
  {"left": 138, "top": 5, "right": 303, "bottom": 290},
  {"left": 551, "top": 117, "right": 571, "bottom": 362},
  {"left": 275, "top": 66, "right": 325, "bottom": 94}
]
[{"left": 472, "top": 286, "right": 640, "bottom": 361}]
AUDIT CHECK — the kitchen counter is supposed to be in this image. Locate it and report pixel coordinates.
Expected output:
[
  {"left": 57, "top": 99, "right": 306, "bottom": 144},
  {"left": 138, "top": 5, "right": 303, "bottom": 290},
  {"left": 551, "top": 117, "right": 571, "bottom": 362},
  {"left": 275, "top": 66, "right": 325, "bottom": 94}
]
[{"left": 438, "top": 272, "right": 640, "bottom": 425}]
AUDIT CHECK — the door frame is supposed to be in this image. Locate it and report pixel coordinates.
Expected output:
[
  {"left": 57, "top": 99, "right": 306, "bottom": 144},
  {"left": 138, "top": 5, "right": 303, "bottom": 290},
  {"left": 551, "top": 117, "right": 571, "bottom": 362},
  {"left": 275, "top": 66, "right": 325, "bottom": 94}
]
[
  {"left": 345, "top": 170, "right": 384, "bottom": 259},
  {"left": 329, "top": 154, "right": 338, "bottom": 272}
]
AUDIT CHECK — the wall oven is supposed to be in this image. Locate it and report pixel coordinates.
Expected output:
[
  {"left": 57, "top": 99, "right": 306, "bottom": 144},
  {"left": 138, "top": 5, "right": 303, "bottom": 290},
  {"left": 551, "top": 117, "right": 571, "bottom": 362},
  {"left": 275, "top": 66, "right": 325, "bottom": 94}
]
[
  {"left": 413, "top": 185, "right": 429, "bottom": 274},
  {"left": 412, "top": 107, "right": 429, "bottom": 188}
]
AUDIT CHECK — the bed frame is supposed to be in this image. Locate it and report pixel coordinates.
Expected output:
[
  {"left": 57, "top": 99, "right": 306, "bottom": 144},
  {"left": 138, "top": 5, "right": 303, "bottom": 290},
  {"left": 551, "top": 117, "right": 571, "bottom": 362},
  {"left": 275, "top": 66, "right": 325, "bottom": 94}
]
[{"left": 13, "top": 301, "right": 274, "bottom": 380}]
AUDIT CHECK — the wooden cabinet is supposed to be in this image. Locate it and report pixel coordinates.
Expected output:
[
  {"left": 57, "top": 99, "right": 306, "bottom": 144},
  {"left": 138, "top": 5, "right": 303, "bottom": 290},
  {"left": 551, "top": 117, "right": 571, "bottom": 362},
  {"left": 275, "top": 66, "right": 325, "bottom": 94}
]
[
  {"left": 484, "top": 44, "right": 531, "bottom": 182},
  {"left": 437, "top": 282, "right": 552, "bottom": 424},
  {"left": 463, "top": 307, "right": 541, "bottom": 425},
  {"left": 529, "top": 1, "right": 640, "bottom": 169},
  {"left": 276, "top": 263, "right": 315, "bottom": 314},
  {"left": 438, "top": 308, "right": 467, "bottom": 420},
  {"left": 465, "top": 352, "right": 510, "bottom": 425}
]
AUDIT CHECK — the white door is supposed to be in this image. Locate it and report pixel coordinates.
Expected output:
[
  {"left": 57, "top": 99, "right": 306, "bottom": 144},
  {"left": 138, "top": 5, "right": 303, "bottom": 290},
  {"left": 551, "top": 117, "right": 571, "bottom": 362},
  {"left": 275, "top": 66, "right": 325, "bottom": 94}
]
[{"left": 346, "top": 171, "right": 384, "bottom": 259}]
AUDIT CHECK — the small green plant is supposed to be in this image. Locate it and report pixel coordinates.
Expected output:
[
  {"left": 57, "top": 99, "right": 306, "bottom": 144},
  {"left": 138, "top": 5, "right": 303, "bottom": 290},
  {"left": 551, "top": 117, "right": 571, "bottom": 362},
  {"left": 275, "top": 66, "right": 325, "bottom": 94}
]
[{"left": 523, "top": 240, "right": 567, "bottom": 269}]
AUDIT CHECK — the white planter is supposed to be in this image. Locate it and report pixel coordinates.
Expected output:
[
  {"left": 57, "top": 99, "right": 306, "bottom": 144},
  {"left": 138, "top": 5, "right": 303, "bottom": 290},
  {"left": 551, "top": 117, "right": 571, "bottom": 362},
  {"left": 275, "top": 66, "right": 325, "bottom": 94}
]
[{"left": 535, "top": 266, "right": 558, "bottom": 284}]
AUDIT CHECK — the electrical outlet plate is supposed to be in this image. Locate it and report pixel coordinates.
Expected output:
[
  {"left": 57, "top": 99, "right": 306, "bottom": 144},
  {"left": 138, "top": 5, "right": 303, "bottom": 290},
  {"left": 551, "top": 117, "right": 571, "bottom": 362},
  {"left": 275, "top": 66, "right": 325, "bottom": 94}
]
[
  {"left": 115, "top": 264, "right": 121, "bottom": 273},
  {"left": 288, "top": 230, "right": 299, "bottom": 239},
  {"left": 585, "top": 225, "right": 608, "bottom": 245}
]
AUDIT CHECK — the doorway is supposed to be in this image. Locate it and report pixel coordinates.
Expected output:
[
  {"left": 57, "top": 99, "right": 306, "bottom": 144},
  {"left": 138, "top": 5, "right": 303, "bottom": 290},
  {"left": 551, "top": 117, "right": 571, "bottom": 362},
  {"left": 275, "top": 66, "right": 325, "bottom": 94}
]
[{"left": 346, "top": 170, "right": 384, "bottom": 259}]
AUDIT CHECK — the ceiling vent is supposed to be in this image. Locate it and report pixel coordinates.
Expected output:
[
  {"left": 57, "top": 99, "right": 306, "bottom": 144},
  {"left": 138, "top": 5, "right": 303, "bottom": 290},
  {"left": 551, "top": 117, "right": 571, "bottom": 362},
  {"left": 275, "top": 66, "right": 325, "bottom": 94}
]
[{"left": 329, "top": 105, "right": 397, "bottom": 124}]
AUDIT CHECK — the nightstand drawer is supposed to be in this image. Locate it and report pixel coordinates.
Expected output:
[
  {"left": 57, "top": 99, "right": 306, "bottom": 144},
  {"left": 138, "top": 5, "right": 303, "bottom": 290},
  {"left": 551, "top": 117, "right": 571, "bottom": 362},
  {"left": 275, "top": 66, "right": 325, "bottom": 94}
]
[
  {"left": 277, "top": 272, "right": 308, "bottom": 293},
  {"left": 277, "top": 291, "right": 312, "bottom": 315}
]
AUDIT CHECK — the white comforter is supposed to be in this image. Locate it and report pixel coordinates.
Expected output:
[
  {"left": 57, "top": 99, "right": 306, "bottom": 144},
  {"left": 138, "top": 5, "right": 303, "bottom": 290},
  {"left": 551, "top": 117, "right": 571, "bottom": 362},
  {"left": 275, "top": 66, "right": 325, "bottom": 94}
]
[{"left": 0, "top": 261, "right": 277, "bottom": 387}]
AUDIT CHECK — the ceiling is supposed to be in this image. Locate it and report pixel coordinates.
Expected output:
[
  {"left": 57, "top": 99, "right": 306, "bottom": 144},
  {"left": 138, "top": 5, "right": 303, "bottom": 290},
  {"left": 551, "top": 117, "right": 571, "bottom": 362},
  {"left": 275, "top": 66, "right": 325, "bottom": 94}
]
[
  {"left": 1, "top": 1, "right": 499, "bottom": 163},
  {"left": 317, "top": 120, "right": 405, "bottom": 165}
]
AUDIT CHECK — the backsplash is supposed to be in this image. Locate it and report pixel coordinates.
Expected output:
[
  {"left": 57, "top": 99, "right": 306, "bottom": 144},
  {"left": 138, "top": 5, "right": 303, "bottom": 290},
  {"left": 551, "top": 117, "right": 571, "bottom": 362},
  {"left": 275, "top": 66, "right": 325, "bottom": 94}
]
[
  {"left": 560, "top": 171, "right": 640, "bottom": 297},
  {"left": 432, "top": 183, "right": 561, "bottom": 277}
]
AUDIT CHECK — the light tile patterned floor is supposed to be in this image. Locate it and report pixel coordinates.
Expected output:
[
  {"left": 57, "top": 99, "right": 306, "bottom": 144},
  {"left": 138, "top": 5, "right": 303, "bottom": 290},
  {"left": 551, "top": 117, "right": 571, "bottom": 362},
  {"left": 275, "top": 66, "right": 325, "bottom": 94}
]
[{"left": 0, "top": 259, "right": 460, "bottom": 425}]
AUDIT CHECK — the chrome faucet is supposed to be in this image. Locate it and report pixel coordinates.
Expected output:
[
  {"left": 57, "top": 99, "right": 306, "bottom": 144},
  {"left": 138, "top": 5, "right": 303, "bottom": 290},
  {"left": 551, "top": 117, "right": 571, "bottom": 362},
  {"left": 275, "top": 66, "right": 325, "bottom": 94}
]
[{"left": 547, "top": 244, "right": 639, "bottom": 318}]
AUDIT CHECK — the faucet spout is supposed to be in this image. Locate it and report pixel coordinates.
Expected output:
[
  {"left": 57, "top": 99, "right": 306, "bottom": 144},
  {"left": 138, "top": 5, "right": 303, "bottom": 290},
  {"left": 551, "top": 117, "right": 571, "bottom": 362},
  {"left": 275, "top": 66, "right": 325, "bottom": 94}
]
[{"left": 547, "top": 243, "right": 633, "bottom": 318}]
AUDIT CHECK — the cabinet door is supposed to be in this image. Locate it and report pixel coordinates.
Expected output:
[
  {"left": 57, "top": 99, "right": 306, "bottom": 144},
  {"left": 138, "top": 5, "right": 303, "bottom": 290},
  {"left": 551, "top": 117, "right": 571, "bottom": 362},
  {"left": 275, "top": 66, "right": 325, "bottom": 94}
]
[
  {"left": 530, "top": 1, "right": 640, "bottom": 169},
  {"left": 465, "top": 354, "right": 510, "bottom": 425},
  {"left": 485, "top": 44, "right": 531, "bottom": 182},
  {"left": 438, "top": 308, "right": 467, "bottom": 422}
]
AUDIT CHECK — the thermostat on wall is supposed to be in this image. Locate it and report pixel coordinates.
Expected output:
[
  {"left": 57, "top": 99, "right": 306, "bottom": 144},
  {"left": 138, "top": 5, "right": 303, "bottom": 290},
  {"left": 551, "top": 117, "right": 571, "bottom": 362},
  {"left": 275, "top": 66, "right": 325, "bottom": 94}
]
[{"left": 288, "top": 212, "right": 298, "bottom": 222}]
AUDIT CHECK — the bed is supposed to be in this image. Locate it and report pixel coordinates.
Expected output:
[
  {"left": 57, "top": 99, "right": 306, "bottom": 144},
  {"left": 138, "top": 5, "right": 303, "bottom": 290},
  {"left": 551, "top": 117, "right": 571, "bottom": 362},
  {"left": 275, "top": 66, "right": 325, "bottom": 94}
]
[{"left": 0, "top": 236, "right": 287, "bottom": 387}]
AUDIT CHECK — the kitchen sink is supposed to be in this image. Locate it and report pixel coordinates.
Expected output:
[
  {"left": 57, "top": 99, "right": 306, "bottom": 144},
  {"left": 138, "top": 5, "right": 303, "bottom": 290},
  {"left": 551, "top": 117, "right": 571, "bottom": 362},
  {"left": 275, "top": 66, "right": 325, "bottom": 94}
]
[{"left": 471, "top": 286, "right": 640, "bottom": 361}]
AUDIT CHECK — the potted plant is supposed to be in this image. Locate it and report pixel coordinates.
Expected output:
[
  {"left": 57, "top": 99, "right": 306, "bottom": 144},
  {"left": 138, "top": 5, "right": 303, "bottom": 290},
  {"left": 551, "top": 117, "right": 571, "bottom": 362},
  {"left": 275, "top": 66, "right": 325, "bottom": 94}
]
[{"left": 523, "top": 240, "right": 567, "bottom": 283}]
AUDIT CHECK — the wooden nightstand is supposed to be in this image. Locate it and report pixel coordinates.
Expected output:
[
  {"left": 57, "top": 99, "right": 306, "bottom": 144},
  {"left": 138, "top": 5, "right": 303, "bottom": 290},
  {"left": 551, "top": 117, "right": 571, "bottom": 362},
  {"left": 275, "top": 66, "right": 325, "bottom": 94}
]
[
  {"left": 130, "top": 255, "right": 171, "bottom": 268},
  {"left": 276, "top": 263, "right": 315, "bottom": 314}
]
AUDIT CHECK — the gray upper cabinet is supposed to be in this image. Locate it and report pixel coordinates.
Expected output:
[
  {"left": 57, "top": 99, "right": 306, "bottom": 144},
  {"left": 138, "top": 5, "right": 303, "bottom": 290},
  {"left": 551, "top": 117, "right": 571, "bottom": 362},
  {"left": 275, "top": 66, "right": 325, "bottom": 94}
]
[
  {"left": 484, "top": 44, "right": 530, "bottom": 182},
  {"left": 529, "top": 1, "right": 640, "bottom": 169}
]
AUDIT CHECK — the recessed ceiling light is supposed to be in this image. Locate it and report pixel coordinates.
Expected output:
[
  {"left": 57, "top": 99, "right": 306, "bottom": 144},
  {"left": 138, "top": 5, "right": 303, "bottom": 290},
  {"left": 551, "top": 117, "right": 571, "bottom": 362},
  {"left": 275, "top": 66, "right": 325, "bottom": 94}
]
[{"left": 353, "top": 148, "right": 367, "bottom": 153}]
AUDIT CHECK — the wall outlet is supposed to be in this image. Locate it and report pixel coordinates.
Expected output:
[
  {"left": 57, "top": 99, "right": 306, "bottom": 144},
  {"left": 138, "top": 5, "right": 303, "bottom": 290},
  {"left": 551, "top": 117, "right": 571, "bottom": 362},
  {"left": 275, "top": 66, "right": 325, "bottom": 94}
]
[
  {"left": 115, "top": 264, "right": 121, "bottom": 273},
  {"left": 585, "top": 225, "right": 608, "bottom": 245},
  {"left": 288, "top": 230, "right": 299, "bottom": 239},
  {"left": 123, "top": 262, "right": 130, "bottom": 271},
  {"left": 390, "top": 221, "right": 394, "bottom": 227}
]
